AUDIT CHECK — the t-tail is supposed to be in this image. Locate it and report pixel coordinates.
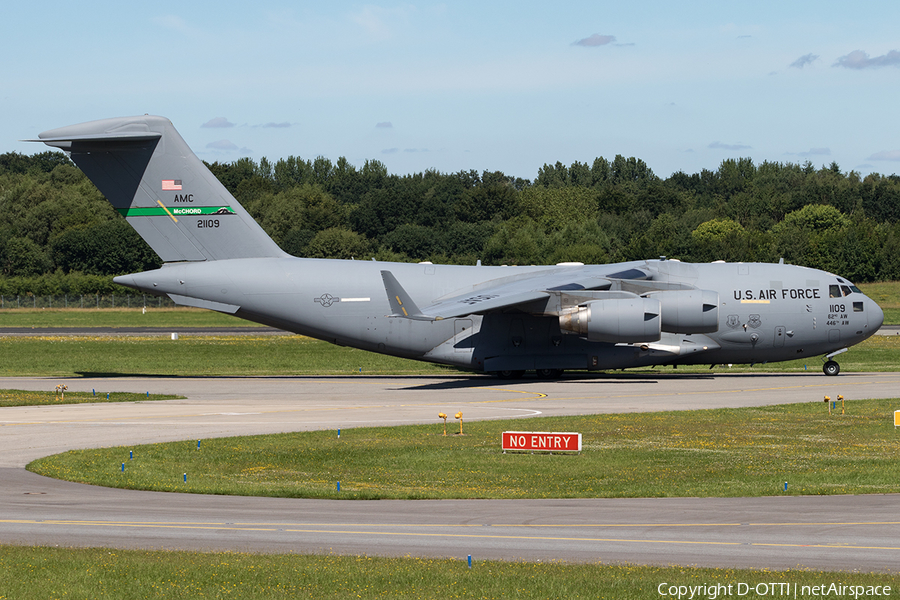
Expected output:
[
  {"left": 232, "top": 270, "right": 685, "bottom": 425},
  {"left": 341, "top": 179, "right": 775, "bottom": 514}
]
[{"left": 36, "top": 116, "right": 285, "bottom": 262}]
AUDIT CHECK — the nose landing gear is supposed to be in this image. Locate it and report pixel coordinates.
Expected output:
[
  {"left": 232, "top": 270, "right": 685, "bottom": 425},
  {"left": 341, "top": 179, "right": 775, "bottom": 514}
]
[{"left": 822, "top": 348, "right": 848, "bottom": 376}]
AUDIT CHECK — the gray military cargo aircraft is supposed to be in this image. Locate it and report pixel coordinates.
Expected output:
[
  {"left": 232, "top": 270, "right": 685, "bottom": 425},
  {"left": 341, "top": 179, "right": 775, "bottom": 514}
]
[{"left": 33, "top": 116, "right": 884, "bottom": 378}]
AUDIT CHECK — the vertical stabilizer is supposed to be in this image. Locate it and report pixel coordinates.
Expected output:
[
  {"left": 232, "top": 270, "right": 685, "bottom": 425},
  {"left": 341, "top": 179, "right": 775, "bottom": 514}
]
[{"left": 37, "top": 116, "right": 285, "bottom": 262}]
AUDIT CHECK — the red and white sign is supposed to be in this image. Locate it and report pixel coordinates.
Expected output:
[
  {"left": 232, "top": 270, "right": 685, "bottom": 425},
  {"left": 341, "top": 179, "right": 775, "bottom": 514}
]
[{"left": 502, "top": 431, "right": 582, "bottom": 453}]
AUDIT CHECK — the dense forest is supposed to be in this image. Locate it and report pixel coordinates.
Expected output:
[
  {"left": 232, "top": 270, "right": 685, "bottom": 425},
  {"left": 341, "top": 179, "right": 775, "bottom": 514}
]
[{"left": 1, "top": 148, "right": 900, "bottom": 295}]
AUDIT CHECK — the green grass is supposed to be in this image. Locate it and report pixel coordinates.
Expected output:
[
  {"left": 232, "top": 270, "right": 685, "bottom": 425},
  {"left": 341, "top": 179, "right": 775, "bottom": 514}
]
[
  {"left": 0, "top": 546, "right": 895, "bottom": 599},
  {"left": 0, "top": 307, "right": 255, "bottom": 328},
  {"left": 0, "top": 334, "right": 898, "bottom": 378},
  {"left": 29, "top": 398, "right": 900, "bottom": 500},
  {"left": 0, "top": 335, "right": 457, "bottom": 377},
  {"left": 859, "top": 281, "right": 900, "bottom": 324},
  {"left": 0, "top": 389, "right": 181, "bottom": 407}
]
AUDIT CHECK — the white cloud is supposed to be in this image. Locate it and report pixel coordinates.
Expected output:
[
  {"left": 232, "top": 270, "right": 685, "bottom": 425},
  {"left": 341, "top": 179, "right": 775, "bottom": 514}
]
[
  {"left": 868, "top": 150, "right": 900, "bottom": 161},
  {"left": 202, "top": 117, "right": 235, "bottom": 129},
  {"left": 834, "top": 50, "right": 900, "bottom": 69},
  {"left": 788, "top": 148, "right": 831, "bottom": 157},
  {"left": 206, "top": 140, "right": 238, "bottom": 150},
  {"left": 790, "top": 54, "right": 819, "bottom": 69},
  {"left": 573, "top": 34, "right": 616, "bottom": 47},
  {"left": 709, "top": 141, "right": 752, "bottom": 151}
]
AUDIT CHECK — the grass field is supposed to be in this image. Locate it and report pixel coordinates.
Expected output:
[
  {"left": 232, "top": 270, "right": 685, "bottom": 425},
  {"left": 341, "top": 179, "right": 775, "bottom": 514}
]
[
  {"left": 859, "top": 281, "right": 900, "bottom": 324},
  {"left": 0, "top": 333, "right": 897, "bottom": 378},
  {"left": 0, "top": 306, "right": 254, "bottom": 328},
  {"left": 5, "top": 292, "right": 900, "bottom": 590},
  {"left": 0, "top": 335, "right": 456, "bottom": 377},
  {"left": 1, "top": 546, "right": 895, "bottom": 599},
  {"left": 28, "top": 398, "right": 900, "bottom": 500},
  {"left": 0, "top": 389, "right": 181, "bottom": 408}
]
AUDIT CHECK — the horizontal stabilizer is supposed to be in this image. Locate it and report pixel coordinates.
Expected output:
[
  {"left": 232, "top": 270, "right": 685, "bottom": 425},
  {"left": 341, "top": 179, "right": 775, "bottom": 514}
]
[
  {"left": 167, "top": 294, "right": 241, "bottom": 314},
  {"left": 28, "top": 131, "right": 162, "bottom": 147}
]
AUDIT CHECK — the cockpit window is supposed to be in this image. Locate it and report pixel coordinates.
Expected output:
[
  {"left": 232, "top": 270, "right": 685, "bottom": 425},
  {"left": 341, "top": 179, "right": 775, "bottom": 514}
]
[{"left": 833, "top": 282, "right": 863, "bottom": 296}]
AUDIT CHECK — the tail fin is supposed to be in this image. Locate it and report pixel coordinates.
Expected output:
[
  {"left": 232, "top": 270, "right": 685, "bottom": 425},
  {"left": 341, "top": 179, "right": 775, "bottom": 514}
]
[{"left": 36, "top": 115, "right": 285, "bottom": 262}]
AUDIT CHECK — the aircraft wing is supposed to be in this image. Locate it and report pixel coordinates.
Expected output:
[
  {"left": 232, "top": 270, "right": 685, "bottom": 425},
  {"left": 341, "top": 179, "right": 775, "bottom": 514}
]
[{"left": 382, "top": 265, "right": 652, "bottom": 320}]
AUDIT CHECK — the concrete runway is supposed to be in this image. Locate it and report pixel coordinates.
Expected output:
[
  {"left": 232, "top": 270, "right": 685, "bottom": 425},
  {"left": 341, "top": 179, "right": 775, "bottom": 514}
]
[{"left": 2, "top": 372, "right": 900, "bottom": 571}]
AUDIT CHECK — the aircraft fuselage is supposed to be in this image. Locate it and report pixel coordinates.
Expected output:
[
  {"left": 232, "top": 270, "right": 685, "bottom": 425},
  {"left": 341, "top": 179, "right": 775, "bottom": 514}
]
[
  {"left": 116, "top": 257, "right": 883, "bottom": 374},
  {"left": 34, "top": 115, "right": 883, "bottom": 378}
]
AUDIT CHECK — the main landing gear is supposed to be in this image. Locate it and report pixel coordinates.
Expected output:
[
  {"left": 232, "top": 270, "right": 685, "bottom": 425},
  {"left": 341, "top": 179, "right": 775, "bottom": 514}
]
[
  {"left": 535, "top": 368, "right": 563, "bottom": 379},
  {"left": 496, "top": 370, "right": 526, "bottom": 379}
]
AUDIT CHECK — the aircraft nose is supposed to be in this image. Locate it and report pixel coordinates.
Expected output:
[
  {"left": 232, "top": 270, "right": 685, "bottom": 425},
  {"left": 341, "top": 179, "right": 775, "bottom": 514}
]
[{"left": 869, "top": 298, "right": 885, "bottom": 331}]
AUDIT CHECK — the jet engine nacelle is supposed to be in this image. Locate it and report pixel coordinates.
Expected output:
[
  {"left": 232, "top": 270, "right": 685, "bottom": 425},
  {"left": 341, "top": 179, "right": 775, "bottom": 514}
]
[
  {"left": 558, "top": 297, "right": 661, "bottom": 343},
  {"left": 644, "top": 290, "right": 719, "bottom": 334}
]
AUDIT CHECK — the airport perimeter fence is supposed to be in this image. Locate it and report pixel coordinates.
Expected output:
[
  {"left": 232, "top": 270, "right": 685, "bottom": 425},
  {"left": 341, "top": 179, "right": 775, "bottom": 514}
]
[{"left": 0, "top": 295, "right": 179, "bottom": 310}]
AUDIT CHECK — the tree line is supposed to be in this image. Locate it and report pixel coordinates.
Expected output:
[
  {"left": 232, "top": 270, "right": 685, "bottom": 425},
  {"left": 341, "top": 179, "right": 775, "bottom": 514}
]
[{"left": 2, "top": 149, "right": 899, "bottom": 295}]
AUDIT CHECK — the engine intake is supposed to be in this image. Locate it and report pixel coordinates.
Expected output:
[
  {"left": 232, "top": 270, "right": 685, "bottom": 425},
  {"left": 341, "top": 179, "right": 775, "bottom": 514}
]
[{"left": 559, "top": 297, "right": 661, "bottom": 343}]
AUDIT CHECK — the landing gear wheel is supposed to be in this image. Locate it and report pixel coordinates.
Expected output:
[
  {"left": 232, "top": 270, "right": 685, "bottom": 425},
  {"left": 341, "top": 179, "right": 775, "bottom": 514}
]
[
  {"left": 823, "top": 360, "right": 840, "bottom": 376},
  {"left": 496, "top": 370, "right": 526, "bottom": 380},
  {"left": 535, "top": 368, "right": 563, "bottom": 379}
]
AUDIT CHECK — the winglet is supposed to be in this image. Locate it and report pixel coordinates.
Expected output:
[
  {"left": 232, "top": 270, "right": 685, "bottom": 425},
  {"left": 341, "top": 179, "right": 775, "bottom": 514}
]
[{"left": 380, "top": 270, "right": 431, "bottom": 320}]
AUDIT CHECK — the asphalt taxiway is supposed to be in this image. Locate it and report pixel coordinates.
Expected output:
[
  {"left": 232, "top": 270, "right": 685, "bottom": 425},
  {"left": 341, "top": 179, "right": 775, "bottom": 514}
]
[{"left": 2, "top": 372, "right": 900, "bottom": 571}]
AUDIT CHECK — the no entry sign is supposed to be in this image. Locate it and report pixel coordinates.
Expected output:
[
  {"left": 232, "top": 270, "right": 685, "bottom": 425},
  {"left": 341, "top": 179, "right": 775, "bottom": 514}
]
[{"left": 502, "top": 431, "right": 582, "bottom": 453}]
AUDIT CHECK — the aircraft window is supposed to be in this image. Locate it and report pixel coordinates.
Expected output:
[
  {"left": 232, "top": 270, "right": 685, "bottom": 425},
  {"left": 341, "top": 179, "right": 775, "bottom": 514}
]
[
  {"left": 829, "top": 285, "right": 841, "bottom": 298},
  {"left": 850, "top": 285, "right": 861, "bottom": 293},
  {"left": 853, "top": 302, "right": 864, "bottom": 312},
  {"left": 841, "top": 285, "right": 852, "bottom": 296}
]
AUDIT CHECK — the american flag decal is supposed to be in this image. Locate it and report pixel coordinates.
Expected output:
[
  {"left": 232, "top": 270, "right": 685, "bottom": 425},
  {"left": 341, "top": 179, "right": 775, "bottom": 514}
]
[{"left": 162, "top": 179, "right": 183, "bottom": 191}]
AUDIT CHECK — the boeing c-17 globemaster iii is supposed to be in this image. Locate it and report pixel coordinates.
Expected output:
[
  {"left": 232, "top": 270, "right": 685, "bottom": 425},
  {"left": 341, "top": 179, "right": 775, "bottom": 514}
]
[{"left": 32, "top": 116, "right": 884, "bottom": 378}]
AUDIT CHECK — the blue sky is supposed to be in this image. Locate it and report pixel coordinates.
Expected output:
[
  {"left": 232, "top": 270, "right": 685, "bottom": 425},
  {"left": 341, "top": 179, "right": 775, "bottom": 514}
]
[{"left": 3, "top": 1, "right": 899, "bottom": 180}]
